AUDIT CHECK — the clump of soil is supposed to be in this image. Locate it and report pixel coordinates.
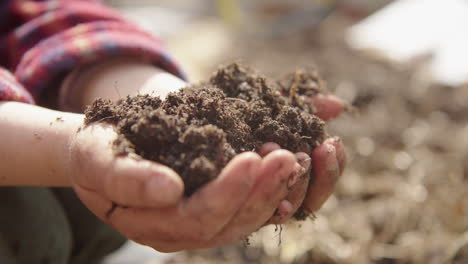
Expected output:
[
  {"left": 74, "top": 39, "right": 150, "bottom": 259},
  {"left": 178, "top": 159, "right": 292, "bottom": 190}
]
[{"left": 84, "top": 63, "right": 328, "bottom": 197}]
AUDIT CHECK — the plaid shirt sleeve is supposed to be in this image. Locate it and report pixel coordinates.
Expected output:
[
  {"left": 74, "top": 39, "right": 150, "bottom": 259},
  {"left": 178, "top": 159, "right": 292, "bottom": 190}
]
[
  {"left": 0, "top": 0, "right": 185, "bottom": 104},
  {"left": 0, "top": 67, "right": 35, "bottom": 103}
]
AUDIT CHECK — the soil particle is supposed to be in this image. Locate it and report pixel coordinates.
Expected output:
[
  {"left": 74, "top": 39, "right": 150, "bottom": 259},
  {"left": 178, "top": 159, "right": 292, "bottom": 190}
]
[
  {"left": 33, "top": 132, "right": 42, "bottom": 140},
  {"left": 85, "top": 63, "right": 327, "bottom": 197}
]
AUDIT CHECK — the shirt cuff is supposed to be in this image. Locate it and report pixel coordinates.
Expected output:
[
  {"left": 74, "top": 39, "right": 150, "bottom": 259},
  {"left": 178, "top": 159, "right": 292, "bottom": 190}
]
[
  {"left": 0, "top": 68, "right": 35, "bottom": 103},
  {"left": 14, "top": 20, "right": 186, "bottom": 103}
]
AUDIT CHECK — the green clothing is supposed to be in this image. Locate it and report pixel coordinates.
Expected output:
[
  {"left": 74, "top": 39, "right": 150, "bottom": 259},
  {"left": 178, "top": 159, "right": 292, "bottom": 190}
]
[{"left": 0, "top": 187, "right": 126, "bottom": 264}]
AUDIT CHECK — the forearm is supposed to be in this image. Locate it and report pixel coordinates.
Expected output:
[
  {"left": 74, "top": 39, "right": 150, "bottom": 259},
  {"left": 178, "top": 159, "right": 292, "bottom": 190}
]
[
  {"left": 0, "top": 102, "right": 83, "bottom": 186},
  {"left": 61, "top": 57, "right": 187, "bottom": 112},
  {"left": 0, "top": 59, "right": 186, "bottom": 186}
]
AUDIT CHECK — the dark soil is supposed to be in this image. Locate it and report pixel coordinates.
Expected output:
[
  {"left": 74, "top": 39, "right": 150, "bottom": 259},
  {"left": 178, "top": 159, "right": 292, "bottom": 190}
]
[{"left": 84, "top": 63, "right": 327, "bottom": 197}]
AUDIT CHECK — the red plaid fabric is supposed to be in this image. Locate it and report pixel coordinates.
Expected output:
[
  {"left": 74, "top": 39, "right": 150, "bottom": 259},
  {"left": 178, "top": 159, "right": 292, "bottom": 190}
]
[
  {"left": 0, "top": 0, "right": 184, "bottom": 104},
  {"left": 0, "top": 67, "right": 35, "bottom": 103}
]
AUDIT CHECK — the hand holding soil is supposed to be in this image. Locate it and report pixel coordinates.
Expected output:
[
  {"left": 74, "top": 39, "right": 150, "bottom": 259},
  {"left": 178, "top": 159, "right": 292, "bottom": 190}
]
[{"left": 70, "top": 63, "right": 345, "bottom": 251}]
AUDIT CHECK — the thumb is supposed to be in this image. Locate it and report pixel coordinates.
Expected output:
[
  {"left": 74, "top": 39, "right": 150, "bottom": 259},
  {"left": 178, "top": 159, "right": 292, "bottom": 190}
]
[{"left": 100, "top": 157, "right": 184, "bottom": 208}]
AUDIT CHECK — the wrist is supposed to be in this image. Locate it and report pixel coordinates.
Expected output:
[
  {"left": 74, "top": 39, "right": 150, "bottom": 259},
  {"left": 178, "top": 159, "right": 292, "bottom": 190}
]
[
  {"left": 0, "top": 102, "right": 83, "bottom": 186},
  {"left": 55, "top": 112, "right": 85, "bottom": 186},
  {"left": 60, "top": 57, "right": 186, "bottom": 113}
]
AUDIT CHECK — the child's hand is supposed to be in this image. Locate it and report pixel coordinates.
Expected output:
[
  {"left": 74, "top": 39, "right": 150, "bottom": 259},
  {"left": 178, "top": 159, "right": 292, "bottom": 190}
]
[{"left": 69, "top": 123, "right": 300, "bottom": 252}]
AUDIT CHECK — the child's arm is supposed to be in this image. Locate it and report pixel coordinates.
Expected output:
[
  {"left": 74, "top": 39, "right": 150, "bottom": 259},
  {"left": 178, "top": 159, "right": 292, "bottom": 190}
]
[
  {"left": 59, "top": 57, "right": 187, "bottom": 112},
  {"left": 0, "top": 101, "right": 81, "bottom": 186}
]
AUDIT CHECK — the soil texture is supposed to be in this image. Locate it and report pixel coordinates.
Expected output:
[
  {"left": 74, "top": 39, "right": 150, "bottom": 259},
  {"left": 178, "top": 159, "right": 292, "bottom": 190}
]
[{"left": 85, "top": 63, "right": 328, "bottom": 196}]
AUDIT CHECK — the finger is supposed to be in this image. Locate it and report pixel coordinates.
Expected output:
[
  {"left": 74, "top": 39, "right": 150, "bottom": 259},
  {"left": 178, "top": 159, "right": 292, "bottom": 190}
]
[
  {"left": 100, "top": 152, "right": 262, "bottom": 245},
  {"left": 215, "top": 150, "right": 296, "bottom": 243},
  {"left": 258, "top": 142, "right": 281, "bottom": 157},
  {"left": 328, "top": 137, "right": 346, "bottom": 174},
  {"left": 303, "top": 139, "right": 341, "bottom": 212},
  {"left": 267, "top": 152, "right": 311, "bottom": 224},
  {"left": 259, "top": 143, "right": 302, "bottom": 187},
  {"left": 72, "top": 184, "right": 114, "bottom": 222},
  {"left": 72, "top": 124, "right": 184, "bottom": 208},
  {"left": 181, "top": 152, "right": 262, "bottom": 241},
  {"left": 311, "top": 94, "right": 344, "bottom": 121},
  {"left": 277, "top": 200, "right": 294, "bottom": 218},
  {"left": 72, "top": 185, "right": 185, "bottom": 252},
  {"left": 287, "top": 155, "right": 308, "bottom": 188},
  {"left": 102, "top": 157, "right": 184, "bottom": 208}
]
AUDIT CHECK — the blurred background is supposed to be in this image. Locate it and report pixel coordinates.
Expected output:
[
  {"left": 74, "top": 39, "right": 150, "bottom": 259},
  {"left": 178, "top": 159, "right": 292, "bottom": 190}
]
[{"left": 101, "top": 0, "right": 468, "bottom": 263}]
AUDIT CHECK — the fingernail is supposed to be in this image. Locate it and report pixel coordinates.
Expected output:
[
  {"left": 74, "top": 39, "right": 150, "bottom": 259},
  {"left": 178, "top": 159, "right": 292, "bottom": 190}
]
[
  {"left": 288, "top": 162, "right": 305, "bottom": 188},
  {"left": 325, "top": 137, "right": 345, "bottom": 174},
  {"left": 297, "top": 153, "right": 311, "bottom": 171},
  {"left": 288, "top": 152, "right": 311, "bottom": 188},
  {"left": 324, "top": 136, "right": 340, "bottom": 145},
  {"left": 275, "top": 150, "right": 298, "bottom": 181},
  {"left": 278, "top": 200, "right": 293, "bottom": 217},
  {"left": 258, "top": 142, "right": 281, "bottom": 157}
]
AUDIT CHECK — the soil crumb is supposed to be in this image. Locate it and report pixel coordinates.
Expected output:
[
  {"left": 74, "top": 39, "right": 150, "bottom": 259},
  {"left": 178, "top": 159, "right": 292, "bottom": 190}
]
[{"left": 84, "top": 63, "right": 328, "bottom": 198}]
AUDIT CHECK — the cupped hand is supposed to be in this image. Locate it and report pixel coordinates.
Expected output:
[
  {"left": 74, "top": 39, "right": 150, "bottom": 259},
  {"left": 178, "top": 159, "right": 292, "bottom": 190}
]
[
  {"left": 266, "top": 93, "right": 346, "bottom": 224},
  {"left": 68, "top": 124, "right": 301, "bottom": 252}
]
